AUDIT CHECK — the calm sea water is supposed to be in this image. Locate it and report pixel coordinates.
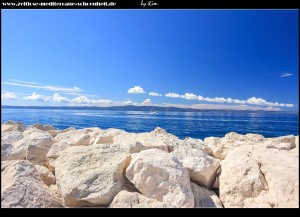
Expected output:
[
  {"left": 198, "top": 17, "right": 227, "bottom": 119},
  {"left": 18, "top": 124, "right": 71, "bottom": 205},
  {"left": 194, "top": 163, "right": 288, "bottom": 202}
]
[{"left": 1, "top": 108, "right": 299, "bottom": 140}]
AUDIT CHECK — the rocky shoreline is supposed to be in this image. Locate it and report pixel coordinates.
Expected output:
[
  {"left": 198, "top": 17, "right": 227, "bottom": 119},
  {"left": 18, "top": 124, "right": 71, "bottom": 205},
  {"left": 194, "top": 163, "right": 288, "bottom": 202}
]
[{"left": 1, "top": 121, "right": 299, "bottom": 208}]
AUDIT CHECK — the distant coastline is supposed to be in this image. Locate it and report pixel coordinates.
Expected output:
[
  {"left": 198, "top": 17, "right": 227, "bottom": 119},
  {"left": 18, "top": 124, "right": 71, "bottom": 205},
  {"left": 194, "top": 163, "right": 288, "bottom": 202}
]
[{"left": 2, "top": 105, "right": 299, "bottom": 113}]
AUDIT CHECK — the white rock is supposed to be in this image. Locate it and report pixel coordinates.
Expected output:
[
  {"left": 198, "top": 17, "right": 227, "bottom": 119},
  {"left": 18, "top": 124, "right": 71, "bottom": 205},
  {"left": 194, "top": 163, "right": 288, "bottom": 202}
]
[
  {"left": 1, "top": 131, "right": 48, "bottom": 161},
  {"left": 1, "top": 131, "right": 24, "bottom": 161},
  {"left": 190, "top": 182, "right": 223, "bottom": 208},
  {"left": 55, "top": 144, "right": 130, "bottom": 207},
  {"left": 1, "top": 160, "right": 63, "bottom": 208},
  {"left": 24, "top": 131, "right": 54, "bottom": 166},
  {"left": 34, "top": 164, "right": 56, "bottom": 186},
  {"left": 204, "top": 133, "right": 265, "bottom": 160},
  {"left": 54, "top": 129, "right": 92, "bottom": 145},
  {"left": 265, "top": 142, "right": 294, "bottom": 151},
  {"left": 180, "top": 137, "right": 213, "bottom": 155},
  {"left": 172, "top": 146, "right": 220, "bottom": 188},
  {"left": 150, "top": 127, "right": 182, "bottom": 152},
  {"left": 126, "top": 149, "right": 194, "bottom": 208},
  {"left": 113, "top": 132, "right": 169, "bottom": 152},
  {"left": 1, "top": 131, "right": 23, "bottom": 145},
  {"left": 267, "top": 135, "right": 296, "bottom": 149},
  {"left": 110, "top": 190, "right": 170, "bottom": 208},
  {"left": 30, "top": 124, "right": 55, "bottom": 131},
  {"left": 219, "top": 145, "right": 298, "bottom": 208},
  {"left": 1, "top": 121, "right": 25, "bottom": 132}
]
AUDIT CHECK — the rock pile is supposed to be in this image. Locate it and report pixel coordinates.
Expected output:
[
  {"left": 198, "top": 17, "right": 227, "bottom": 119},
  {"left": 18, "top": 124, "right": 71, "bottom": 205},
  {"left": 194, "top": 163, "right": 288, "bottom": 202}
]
[{"left": 1, "top": 121, "right": 298, "bottom": 208}]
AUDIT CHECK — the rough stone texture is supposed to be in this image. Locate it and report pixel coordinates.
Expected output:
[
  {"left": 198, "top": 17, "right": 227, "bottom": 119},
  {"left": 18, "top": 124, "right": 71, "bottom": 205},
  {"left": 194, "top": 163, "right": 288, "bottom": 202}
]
[
  {"left": 54, "top": 129, "right": 92, "bottom": 145},
  {"left": 265, "top": 142, "right": 294, "bottom": 151},
  {"left": 266, "top": 135, "right": 296, "bottom": 149},
  {"left": 46, "top": 129, "right": 95, "bottom": 171},
  {"left": 55, "top": 144, "right": 130, "bottom": 207},
  {"left": 1, "top": 121, "right": 25, "bottom": 132},
  {"left": 30, "top": 124, "right": 55, "bottom": 131},
  {"left": 24, "top": 131, "right": 54, "bottom": 166},
  {"left": 34, "top": 164, "right": 56, "bottom": 186},
  {"left": 1, "top": 131, "right": 23, "bottom": 145},
  {"left": 190, "top": 182, "right": 223, "bottom": 208},
  {"left": 91, "top": 128, "right": 125, "bottom": 145},
  {"left": 46, "top": 141, "right": 70, "bottom": 171},
  {"left": 219, "top": 145, "right": 298, "bottom": 208},
  {"left": 1, "top": 131, "right": 24, "bottom": 161},
  {"left": 172, "top": 146, "right": 220, "bottom": 188},
  {"left": 150, "top": 127, "right": 182, "bottom": 152},
  {"left": 126, "top": 149, "right": 194, "bottom": 208},
  {"left": 295, "top": 136, "right": 299, "bottom": 149},
  {"left": 1, "top": 130, "right": 45, "bottom": 161},
  {"left": 205, "top": 132, "right": 266, "bottom": 160},
  {"left": 1, "top": 160, "right": 63, "bottom": 208},
  {"left": 180, "top": 137, "right": 213, "bottom": 155},
  {"left": 113, "top": 132, "right": 169, "bottom": 152},
  {"left": 109, "top": 190, "right": 170, "bottom": 208}
]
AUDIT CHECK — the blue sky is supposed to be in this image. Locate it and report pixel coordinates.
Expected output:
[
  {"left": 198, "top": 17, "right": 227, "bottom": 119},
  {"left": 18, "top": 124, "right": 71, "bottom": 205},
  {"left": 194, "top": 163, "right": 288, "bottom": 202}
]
[{"left": 2, "top": 10, "right": 299, "bottom": 111}]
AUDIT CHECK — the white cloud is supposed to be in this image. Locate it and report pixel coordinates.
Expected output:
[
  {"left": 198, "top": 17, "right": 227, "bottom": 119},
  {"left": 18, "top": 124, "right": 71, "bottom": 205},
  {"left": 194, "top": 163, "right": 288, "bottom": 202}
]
[
  {"left": 143, "top": 99, "right": 151, "bottom": 105},
  {"left": 165, "top": 92, "right": 181, "bottom": 98},
  {"left": 165, "top": 91, "right": 294, "bottom": 108},
  {"left": 1, "top": 92, "right": 18, "bottom": 100},
  {"left": 22, "top": 92, "right": 50, "bottom": 101},
  {"left": 149, "top": 92, "right": 162, "bottom": 96},
  {"left": 3, "top": 80, "right": 82, "bottom": 94},
  {"left": 280, "top": 73, "right": 293, "bottom": 77},
  {"left": 181, "top": 93, "right": 198, "bottom": 100},
  {"left": 123, "top": 100, "right": 134, "bottom": 104},
  {"left": 128, "top": 86, "right": 145, "bottom": 94},
  {"left": 246, "top": 97, "right": 268, "bottom": 105},
  {"left": 72, "top": 95, "right": 112, "bottom": 104},
  {"left": 286, "top": 104, "right": 295, "bottom": 107},
  {"left": 53, "top": 93, "right": 70, "bottom": 103}
]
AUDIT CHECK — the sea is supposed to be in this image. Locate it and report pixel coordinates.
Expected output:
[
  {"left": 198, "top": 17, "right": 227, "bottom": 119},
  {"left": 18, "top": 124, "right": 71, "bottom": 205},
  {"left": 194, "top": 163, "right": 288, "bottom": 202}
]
[{"left": 1, "top": 108, "right": 299, "bottom": 140}]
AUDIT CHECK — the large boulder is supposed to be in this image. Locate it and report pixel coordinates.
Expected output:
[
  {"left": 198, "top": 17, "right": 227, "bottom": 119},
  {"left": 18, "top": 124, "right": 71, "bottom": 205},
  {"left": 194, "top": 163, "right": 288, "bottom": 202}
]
[
  {"left": 1, "top": 121, "right": 25, "bottom": 132},
  {"left": 113, "top": 132, "right": 169, "bottom": 152},
  {"left": 150, "top": 127, "right": 182, "bottom": 152},
  {"left": 34, "top": 164, "right": 56, "bottom": 186},
  {"left": 1, "top": 131, "right": 53, "bottom": 162},
  {"left": 55, "top": 144, "right": 131, "bottom": 207},
  {"left": 204, "top": 132, "right": 266, "bottom": 160},
  {"left": 24, "top": 131, "right": 54, "bottom": 166},
  {"left": 1, "top": 160, "right": 63, "bottom": 208},
  {"left": 30, "top": 124, "right": 55, "bottom": 131},
  {"left": 54, "top": 129, "right": 92, "bottom": 145},
  {"left": 266, "top": 135, "right": 296, "bottom": 149},
  {"left": 219, "top": 145, "right": 298, "bottom": 208},
  {"left": 190, "top": 182, "right": 223, "bottom": 208},
  {"left": 1, "top": 131, "right": 24, "bottom": 161},
  {"left": 110, "top": 190, "right": 169, "bottom": 208},
  {"left": 126, "top": 149, "right": 194, "bottom": 208},
  {"left": 46, "top": 129, "right": 95, "bottom": 171},
  {"left": 180, "top": 137, "right": 213, "bottom": 155},
  {"left": 172, "top": 146, "right": 220, "bottom": 189}
]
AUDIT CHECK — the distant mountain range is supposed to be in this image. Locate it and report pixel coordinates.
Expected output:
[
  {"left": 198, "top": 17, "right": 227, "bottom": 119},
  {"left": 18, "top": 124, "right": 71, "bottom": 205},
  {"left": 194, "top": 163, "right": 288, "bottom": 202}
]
[{"left": 2, "top": 105, "right": 299, "bottom": 113}]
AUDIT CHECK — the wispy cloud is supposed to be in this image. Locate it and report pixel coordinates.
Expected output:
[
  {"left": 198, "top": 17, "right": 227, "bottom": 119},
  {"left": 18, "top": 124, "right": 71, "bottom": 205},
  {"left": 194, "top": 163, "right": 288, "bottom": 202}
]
[
  {"left": 3, "top": 80, "right": 83, "bottom": 94},
  {"left": 149, "top": 92, "right": 162, "bottom": 96},
  {"left": 1, "top": 92, "right": 18, "bottom": 100},
  {"left": 163, "top": 91, "right": 295, "bottom": 108},
  {"left": 280, "top": 73, "right": 293, "bottom": 77},
  {"left": 128, "top": 86, "right": 145, "bottom": 94}
]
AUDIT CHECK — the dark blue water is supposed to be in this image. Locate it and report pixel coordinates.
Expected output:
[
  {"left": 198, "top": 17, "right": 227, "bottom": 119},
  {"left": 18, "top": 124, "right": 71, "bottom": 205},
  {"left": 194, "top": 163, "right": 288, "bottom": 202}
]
[{"left": 1, "top": 108, "right": 299, "bottom": 140}]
